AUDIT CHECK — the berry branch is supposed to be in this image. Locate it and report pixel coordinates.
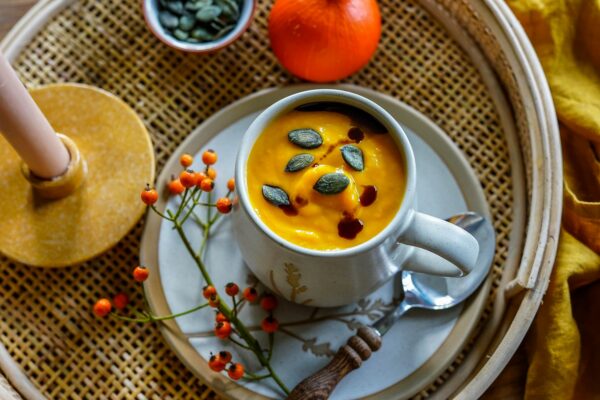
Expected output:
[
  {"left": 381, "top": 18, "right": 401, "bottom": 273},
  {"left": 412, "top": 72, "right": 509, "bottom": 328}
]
[{"left": 93, "top": 151, "right": 289, "bottom": 395}]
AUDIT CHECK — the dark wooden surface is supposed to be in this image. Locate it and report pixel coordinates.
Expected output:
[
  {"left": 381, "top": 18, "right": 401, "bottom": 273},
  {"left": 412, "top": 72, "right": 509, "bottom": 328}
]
[{"left": 0, "top": 1, "right": 527, "bottom": 398}]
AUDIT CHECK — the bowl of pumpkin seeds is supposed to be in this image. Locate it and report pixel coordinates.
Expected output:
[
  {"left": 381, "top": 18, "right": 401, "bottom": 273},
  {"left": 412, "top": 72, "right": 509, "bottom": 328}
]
[{"left": 143, "top": 0, "right": 255, "bottom": 52}]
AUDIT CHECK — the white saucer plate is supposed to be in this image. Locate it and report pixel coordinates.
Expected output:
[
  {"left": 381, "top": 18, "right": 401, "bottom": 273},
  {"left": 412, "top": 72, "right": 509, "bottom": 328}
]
[{"left": 141, "top": 85, "right": 492, "bottom": 400}]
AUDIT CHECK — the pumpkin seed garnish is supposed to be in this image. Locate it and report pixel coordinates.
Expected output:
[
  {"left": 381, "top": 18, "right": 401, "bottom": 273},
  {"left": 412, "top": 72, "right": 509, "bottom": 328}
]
[
  {"left": 157, "top": 0, "right": 242, "bottom": 44},
  {"left": 185, "top": 0, "right": 212, "bottom": 11},
  {"left": 340, "top": 145, "right": 364, "bottom": 171},
  {"left": 166, "top": 1, "right": 185, "bottom": 15},
  {"left": 173, "top": 29, "right": 190, "bottom": 40},
  {"left": 285, "top": 154, "right": 315, "bottom": 172},
  {"left": 196, "top": 5, "right": 222, "bottom": 22},
  {"left": 178, "top": 15, "right": 196, "bottom": 31},
  {"left": 159, "top": 11, "right": 180, "bottom": 29},
  {"left": 288, "top": 128, "right": 323, "bottom": 149},
  {"left": 313, "top": 173, "right": 350, "bottom": 195},
  {"left": 262, "top": 185, "right": 291, "bottom": 207}
]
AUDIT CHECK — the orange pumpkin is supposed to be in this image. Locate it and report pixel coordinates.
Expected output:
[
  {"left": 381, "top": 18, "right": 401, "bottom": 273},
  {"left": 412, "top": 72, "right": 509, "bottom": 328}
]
[{"left": 268, "top": 0, "right": 382, "bottom": 83}]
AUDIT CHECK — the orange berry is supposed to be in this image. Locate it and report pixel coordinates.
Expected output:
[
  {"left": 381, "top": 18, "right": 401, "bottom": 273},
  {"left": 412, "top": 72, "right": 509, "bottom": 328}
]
[
  {"left": 217, "top": 350, "right": 232, "bottom": 364},
  {"left": 227, "top": 178, "right": 235, "bottom": 192},
  {"left": 228, "top": 363, "right": 244, "bottom": 380},
  {"left": 141, "top": 185, "right": 158, "bottom": 205},
  {"left": 261, "top": 316, "right": 279, "bottom": 333},
  {"left": 216, "top": 197, "right": 232, "bottom": 214},
  {"left": 214, "top": 321, "right": 232, "bottom": 339},
  {"left": 243, "top": 287, "right": 258, "bottom": 302},
  {"left": 168, "top": 178, "right": 185, "bottom": 195},
  {"left": 93, "top": 298, "right": 112, "bottom": 318},
  {"left": 225, "top": 282, "right": 239, "bottom": 296},
  {"left": 193, "top": 172, "right": 207, "bottom": 187},
  {"left": 179, "top": 169, "right": 196, "bottom": 188},
  {"left": 215, "top": 312, "right": 228, "bottom": 323},
  {"left": 180, "top": 154, "right": 193, "bottom": 168},
  {"left": 203, "top": 285, "right": 217, "bottom": 299},
  {"left": 113, "top": 293, "right": 129, "bottom": 310},
  {"left": 260, "top": 294, "right": 278, "bottom": 311},
  {"left": 208, "top": 294, "right": 220, "bottom": 308},
  {"left": 202, "top": 149, "right": 218, "bottom": 165},
  {"left": 133, "top": 266, "right": 149, "bottom": 282},
  {"left": 208, "top": 353, "right": 226, "bottom": 372},
  {"left": 207, "top": 167, "right": 217, "bottom": 180},
  {"left": 200, "top": 178, "right": 215, "bottom": 192}
]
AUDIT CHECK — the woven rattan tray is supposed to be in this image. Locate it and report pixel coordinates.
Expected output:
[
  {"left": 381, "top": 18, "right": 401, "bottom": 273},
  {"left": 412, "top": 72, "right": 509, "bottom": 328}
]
[{"left": 0, "top": 0, "right": 560, "bottom": 399}]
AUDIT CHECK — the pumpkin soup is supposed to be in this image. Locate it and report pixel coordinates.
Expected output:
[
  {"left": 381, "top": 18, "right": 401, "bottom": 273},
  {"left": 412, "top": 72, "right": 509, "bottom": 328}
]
[{"left": 247, "top": 105, "right": 405, "bottom": 250}]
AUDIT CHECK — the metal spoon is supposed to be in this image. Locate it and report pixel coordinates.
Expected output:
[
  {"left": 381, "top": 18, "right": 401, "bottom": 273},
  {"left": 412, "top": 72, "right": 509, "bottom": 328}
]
[{"left": 287, "top": 212, "right": 495, "bottom": 400}]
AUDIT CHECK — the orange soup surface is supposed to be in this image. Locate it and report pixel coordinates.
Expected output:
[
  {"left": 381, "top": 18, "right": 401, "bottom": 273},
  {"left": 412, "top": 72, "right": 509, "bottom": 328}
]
[{"left": 247, "top": 106, "right": 405, "bottom": 250}]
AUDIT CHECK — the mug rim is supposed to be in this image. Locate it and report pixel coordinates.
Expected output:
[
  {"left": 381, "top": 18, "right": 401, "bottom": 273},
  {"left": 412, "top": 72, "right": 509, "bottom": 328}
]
[{"left": 235, "top": 89, "right": 417, "bottom": 258}]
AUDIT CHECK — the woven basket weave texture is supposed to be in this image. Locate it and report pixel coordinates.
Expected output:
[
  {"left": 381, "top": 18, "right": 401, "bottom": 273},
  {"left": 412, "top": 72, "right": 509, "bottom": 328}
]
[{"left": 1, "top": 0, "right": 513, "bottom": 398}]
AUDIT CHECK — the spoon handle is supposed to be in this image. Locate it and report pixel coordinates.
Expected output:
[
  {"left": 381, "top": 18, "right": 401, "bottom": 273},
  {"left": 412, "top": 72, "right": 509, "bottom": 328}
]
[{"left": 287, "top": 326, "right": 382, "bottom": 400}]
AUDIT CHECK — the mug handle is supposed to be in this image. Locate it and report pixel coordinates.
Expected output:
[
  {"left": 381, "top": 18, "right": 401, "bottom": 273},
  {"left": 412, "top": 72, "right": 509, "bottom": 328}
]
[{"left": 398, "top": 211, "right": 479, "bottom": 277}]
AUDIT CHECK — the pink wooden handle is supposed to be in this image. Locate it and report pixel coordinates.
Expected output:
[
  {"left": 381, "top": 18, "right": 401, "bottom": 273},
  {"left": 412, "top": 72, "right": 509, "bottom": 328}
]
[{"left": 0, "top": 51, "right": 69, "bottom": 179}]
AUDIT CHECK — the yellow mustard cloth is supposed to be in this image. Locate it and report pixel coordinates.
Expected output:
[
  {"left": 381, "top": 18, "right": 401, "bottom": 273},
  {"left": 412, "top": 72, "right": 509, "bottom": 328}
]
[{"left": 506, "top": 0, "right": 600, "bottom": 398}]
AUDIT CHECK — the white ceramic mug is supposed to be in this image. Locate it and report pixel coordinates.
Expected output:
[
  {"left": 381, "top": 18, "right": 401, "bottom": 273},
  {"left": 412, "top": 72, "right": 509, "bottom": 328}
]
[{"left": 233, "top": 89, "right": 479, "bottom": 307}]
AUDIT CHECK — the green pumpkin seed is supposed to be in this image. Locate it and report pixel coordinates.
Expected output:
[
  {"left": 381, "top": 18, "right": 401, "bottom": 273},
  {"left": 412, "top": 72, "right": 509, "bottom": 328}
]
[
  {"left": 262, "top": 185, "right": 290, "bottom": 207},
  {"left": 313, "top": 173, "right": 350, "bottom": 195},
  {"left": 340, "top": 145, "right": 364, "bottom": 171},
  {"left": 285, "top": 154, "right": 314, "bottom": 173},
  {"left": 159, "top": 11, "right": 179, "bottom": 29},
  {"left": 214, "top": 24, "right": 235, "bottom": 39},
  {"left": 217, "top": 0, "right": 239, "bottom": 21},
  {"left": 185, "top": 0, "right": 213, "bottom": 11},
  {"left": 191, "top": 27, "right": 212, "bottom": 40},
  {"left": 196, "top": 5, "right": 222, "bottom": 22},
  {"left": 288, "top": 128, "right": 323, "bottom": 149},
  {"left": 165, "top": 1, "right": 184, "bottom": 15},
  {"left": 173, "top": 29, "right": 189, "bottom": 40},
  {"left": 178, "top": 15, "right": 196, "bottom": 31}
]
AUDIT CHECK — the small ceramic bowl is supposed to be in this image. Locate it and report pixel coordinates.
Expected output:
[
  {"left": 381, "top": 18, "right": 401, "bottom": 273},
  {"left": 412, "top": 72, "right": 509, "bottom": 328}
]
[{"left": 142, "top": 0, "right": 257, "bottom": 53}]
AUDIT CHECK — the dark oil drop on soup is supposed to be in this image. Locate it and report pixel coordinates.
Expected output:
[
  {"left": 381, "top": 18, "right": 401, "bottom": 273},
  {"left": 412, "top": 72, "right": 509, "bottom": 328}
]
[
  {"left": 279, "top": 204, "right": 298, "bottom": 216},
  {"left": 360, "top": 185, "right": 377, "bottom": 206},
  {"left": 348, "top": 127, "right": 365, "bottom": 142},
  {"left": 338, "top": 217, "right": 364, "bottom": 239}
]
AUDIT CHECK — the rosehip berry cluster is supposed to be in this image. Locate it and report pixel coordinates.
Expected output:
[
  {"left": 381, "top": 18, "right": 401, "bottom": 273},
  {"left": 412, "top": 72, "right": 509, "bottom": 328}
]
[
  {"left": 208, "top": 351, "right": 245, "bottom": 380},
  {"left": 141, "top": 150, "right": 235, "bottom": 214},
  {"left": 93, "top": 265, "right": 148, "bottom": 318}
]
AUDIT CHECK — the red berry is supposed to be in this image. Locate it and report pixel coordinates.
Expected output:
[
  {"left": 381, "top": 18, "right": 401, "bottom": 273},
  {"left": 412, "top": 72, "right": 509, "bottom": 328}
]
[
  {"left": 225, "top": 282, "right": 239, "bottom": 296},
  {"left": 228, "top": 363, "right": 244, "bottom": 380},
  {"left": 243, "top": 287, "right": 258, "bottom": 302},
  {"left": 208, "top": 353, "right": 226, "bottom": 372},
  {"left": 217, "top": 350, "right": 232, "bottom": 364},
  {"left": 261, "top": 316, "right": 279, "bottom": 333},
  {"left": 200, "top": 178, "right": 214, "bottom": 192},
  {"left": 216, "top": 197, "right": 232, "bottom": 214},
  {"left": 214, "top": 321, "right": 232, "bottom": 339},
  {"left": 113, "top": 293, "right": 129, "bottom": 310},
  {"left": 168, "top": 178, "right": 185, "bottom": 195},
  {"left": 215, "top": 312, "right": 228, "bottom": 323},
  {"left": 141, "top": 185, "right": 158, "bottom": 205},
  {"left": 180, "top": 154, "right": 193, "bottom": 168},
  {"left": 208, "top": 294, "right": 220, "bottom": 308},
  {"left": 202, "top": 149, "right": 218, "bottom": 165},
  {"left": 179, "top": 169, "right": 197, "bottom": 188},
  {"left": 203, "top": 285, "right": 217, "bottom": 299},
  {"left": 93, "top": 298, "right": 112, "bottom": 318},
  {"left": 133, "top": 266, "right": 149, "bottom": 282},
  {"left": 227, "top": 178, "right": 235, "bottom": 192},
  {"left": 260, "top": 294, "right": 278, "bottom": 311}
]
